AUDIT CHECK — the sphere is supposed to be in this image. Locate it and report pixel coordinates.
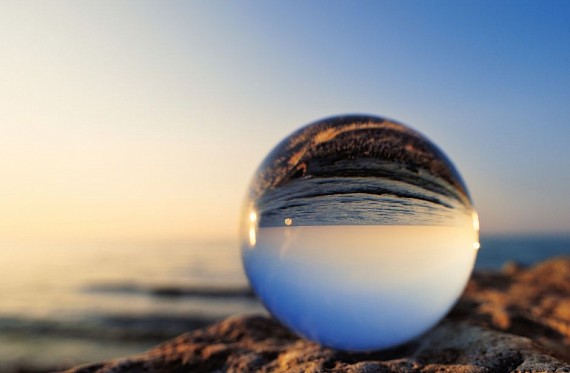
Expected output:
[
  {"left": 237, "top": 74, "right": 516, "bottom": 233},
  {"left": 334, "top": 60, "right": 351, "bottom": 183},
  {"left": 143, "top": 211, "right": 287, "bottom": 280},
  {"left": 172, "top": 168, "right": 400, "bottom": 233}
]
[{"left": 240, "top": 115, "right": 479, "bottom": 351}]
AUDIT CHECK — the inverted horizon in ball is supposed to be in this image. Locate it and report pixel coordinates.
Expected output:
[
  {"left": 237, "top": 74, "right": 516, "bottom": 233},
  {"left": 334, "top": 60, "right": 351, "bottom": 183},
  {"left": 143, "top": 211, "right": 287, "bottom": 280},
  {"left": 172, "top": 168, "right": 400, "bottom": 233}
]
[{"left": 241, "top": 114, "right": 479, "bottom": 351}]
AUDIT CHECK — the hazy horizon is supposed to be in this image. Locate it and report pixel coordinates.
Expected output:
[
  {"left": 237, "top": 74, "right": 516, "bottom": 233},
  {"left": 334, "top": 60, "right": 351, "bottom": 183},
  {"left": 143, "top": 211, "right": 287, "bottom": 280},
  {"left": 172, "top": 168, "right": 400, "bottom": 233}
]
[{"left": 1, "top": 1, "right": 569, "bottom": 243}]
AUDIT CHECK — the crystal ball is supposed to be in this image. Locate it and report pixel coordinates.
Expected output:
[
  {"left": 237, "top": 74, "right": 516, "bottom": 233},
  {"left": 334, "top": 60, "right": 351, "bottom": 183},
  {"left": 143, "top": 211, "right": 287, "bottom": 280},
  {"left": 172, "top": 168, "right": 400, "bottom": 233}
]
[{"left": 240, "top": 115, "right": 479, "bottom": 351}]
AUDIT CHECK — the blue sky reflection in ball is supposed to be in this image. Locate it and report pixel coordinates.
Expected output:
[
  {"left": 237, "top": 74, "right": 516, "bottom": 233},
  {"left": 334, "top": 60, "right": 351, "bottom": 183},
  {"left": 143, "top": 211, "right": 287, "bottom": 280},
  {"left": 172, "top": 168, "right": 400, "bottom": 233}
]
[{"left": 241, "top": 115, "right": 479, "bottom": 351}]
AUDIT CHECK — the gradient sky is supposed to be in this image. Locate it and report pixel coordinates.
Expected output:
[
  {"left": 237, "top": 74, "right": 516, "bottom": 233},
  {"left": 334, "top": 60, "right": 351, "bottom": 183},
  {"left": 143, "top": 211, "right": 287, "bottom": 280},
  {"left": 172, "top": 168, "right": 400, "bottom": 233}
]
[{"left": 1, "top": 1, "right": 569, "bottom": 243}]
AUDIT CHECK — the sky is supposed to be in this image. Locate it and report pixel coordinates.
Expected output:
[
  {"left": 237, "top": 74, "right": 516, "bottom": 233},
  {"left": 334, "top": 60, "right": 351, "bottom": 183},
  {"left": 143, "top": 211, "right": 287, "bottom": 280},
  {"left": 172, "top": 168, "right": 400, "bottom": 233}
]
[{"left": 0, "top": 1, "right": 569, "bottom": 243}]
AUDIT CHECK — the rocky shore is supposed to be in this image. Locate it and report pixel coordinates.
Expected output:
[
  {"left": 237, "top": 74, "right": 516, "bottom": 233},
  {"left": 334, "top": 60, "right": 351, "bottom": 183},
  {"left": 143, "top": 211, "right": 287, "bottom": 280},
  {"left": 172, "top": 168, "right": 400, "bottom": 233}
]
[{"left": 64, "top": 257, "right": 570, "bottom": 372}]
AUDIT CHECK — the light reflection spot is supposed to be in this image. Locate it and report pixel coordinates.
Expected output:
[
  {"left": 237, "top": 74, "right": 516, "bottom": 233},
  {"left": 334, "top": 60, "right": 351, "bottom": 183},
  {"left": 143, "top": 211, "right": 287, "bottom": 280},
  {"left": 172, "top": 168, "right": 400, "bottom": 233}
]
[
  {"left": 249, "top": 211, "right": 257, "bottom": 223},
  {"left": 472, "top": 212, "right": 480, "bottom": 232}
]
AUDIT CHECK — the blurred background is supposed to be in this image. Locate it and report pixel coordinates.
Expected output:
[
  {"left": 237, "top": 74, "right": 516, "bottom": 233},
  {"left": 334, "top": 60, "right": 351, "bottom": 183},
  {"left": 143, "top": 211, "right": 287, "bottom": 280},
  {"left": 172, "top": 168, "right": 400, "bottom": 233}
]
[{"left": 1, "top": 1, "right": 569, "bottom": 371}]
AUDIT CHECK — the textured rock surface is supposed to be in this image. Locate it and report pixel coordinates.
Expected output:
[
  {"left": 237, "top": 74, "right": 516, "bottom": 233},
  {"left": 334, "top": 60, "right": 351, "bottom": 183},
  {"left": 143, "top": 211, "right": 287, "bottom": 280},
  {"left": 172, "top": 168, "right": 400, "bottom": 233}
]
[{"left": 65, "top": 258, "right": 570, "bottom": 373}]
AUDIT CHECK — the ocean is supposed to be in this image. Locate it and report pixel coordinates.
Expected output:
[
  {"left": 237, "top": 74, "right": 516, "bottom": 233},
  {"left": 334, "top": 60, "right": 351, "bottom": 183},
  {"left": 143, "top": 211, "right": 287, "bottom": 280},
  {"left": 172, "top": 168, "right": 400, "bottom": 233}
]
[{"left": 1, "top": 235, "right": 569, "bottom": 372}]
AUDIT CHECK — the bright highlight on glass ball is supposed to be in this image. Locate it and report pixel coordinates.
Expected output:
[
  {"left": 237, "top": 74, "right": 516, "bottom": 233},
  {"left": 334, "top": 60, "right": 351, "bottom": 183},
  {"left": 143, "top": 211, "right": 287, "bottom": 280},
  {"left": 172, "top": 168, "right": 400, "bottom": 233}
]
[{"left": 241, "top": 115, "right": 479, "bottom": 351}]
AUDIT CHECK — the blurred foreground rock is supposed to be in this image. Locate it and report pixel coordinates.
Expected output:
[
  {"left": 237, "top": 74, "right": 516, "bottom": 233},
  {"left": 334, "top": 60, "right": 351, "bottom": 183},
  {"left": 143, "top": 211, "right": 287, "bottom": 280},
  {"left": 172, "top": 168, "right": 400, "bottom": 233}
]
[{"left": 65, "top": 258, "right": 570, "bottom": 372}]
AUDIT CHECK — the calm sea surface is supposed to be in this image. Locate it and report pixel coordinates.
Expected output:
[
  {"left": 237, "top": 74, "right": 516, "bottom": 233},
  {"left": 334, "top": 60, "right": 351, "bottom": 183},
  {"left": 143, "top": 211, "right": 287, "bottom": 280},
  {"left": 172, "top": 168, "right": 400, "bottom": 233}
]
[{"left": 1, "top": 235, "right": 568, "bottom": 371}]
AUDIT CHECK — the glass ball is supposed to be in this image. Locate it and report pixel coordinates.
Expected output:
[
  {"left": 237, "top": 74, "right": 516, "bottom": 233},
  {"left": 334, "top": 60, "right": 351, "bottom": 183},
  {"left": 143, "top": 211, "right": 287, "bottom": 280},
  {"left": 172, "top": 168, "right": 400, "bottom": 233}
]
[{"left": 241, "top": 115, "right": 479, "bottom": 351}]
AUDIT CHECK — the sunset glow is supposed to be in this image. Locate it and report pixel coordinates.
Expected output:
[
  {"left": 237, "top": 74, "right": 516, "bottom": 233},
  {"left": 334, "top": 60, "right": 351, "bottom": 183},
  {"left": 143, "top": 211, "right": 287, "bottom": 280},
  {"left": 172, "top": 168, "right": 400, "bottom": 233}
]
[{"left": 1, "top": 2, "right": 569, "bottom": 244}]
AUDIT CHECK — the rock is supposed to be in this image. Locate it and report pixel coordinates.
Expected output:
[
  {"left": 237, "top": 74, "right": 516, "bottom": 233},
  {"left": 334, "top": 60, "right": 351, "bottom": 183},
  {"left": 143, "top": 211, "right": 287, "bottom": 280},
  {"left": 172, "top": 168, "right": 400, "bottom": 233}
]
[{"left": 65, "top": 258, "right": 570, "bottom": 373}]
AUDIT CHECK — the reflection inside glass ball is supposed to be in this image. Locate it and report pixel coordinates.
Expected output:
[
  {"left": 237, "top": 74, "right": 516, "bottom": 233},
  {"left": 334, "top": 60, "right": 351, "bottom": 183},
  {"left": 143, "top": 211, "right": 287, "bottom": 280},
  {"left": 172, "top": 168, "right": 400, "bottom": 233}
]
[{"left": 241, "top": 115, "right": 479, "bottom": 351}]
